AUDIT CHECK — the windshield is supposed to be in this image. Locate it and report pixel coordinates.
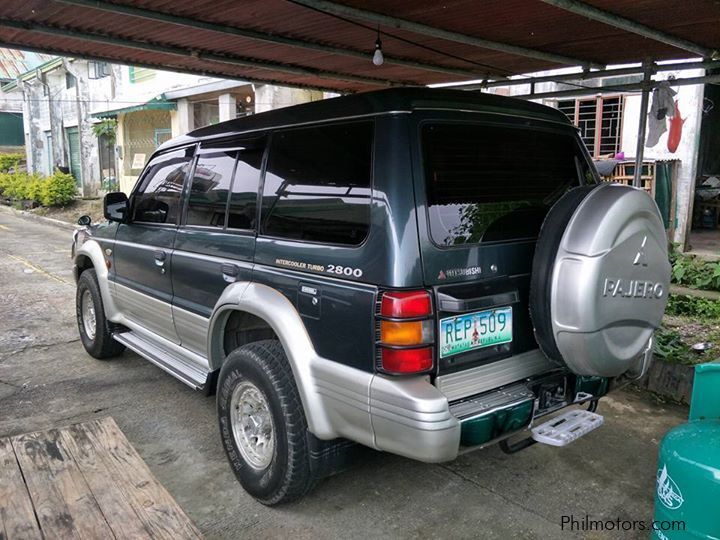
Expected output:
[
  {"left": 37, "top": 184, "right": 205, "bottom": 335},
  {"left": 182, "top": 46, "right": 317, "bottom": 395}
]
[{"left": 421, "top": 123, "right": 595, "bottom": 246}]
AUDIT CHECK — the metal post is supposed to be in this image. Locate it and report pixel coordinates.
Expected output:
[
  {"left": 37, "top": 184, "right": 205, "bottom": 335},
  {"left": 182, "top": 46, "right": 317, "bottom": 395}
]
[{"left": 633, "top": 62, "right": 653, "bottom": 188}]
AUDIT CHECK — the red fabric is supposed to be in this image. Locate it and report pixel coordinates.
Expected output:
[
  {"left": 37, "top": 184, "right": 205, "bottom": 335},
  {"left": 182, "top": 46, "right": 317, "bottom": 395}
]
[{"left": 667, "top": 101, "right": 685, "bottom": 153}]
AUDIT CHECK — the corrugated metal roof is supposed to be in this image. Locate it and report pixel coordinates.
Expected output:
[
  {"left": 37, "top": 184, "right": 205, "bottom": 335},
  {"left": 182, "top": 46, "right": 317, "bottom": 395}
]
[
  {"left": 0, "top": 0, "right": 717, "bottom": 92},
  {"left": 0, "top": 48, "right": 55, "bottom": 81}
]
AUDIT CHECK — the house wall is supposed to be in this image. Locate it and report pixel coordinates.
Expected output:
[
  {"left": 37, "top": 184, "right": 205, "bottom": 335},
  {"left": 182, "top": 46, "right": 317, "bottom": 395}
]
[
  {"left": 19, "top": 59, "right": 115, "bottom": 195},
  {"left": 117, "top": 109, "right": 172, "bottom": 194},
  {"left": 253, "top": 85, "right": 324, "bottom": 113}
]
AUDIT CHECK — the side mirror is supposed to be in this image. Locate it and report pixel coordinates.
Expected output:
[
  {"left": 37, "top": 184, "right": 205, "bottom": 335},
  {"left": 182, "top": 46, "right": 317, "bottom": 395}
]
[
  {"left": 103, "top": 192, "right": 128, "bottom": 223},
  {"left": 77, "top": 215, "right": 92, "bottom": 227}
]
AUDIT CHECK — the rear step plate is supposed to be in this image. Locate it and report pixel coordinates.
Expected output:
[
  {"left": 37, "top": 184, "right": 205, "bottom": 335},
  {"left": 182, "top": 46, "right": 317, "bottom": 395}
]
[{"left": 531, "top": 410, "right": 604, "bottom": 447}]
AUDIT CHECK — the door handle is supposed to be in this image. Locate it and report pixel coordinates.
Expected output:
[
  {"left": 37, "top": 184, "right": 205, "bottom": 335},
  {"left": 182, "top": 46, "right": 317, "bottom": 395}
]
[
  {"left": 154, "top": 250, "right": 167, "bottom": 267},
  {"left": 221, "top": 263, "right": 239, "bottom": 282}
]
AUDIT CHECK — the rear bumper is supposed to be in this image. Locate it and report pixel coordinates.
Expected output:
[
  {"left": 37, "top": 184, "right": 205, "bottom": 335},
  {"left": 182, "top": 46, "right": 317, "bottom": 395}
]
[
  {"left": 311, "top": 346, "right": 643, "bottom": 463},
  {"left": 369, "top": 375, "right": 461, "bottom": 462},
  {"left": 365, "top": 350, "right": 557, "bottom": 462}
]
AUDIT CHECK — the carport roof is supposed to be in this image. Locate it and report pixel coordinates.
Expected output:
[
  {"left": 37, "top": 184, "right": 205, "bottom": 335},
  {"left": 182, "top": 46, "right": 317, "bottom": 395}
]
[{"left": 0, "top": 0, "right": 718, "bottom": 93}]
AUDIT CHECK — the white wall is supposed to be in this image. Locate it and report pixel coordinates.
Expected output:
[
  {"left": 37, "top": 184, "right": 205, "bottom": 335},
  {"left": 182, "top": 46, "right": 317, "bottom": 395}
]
[{"left": 253, "top": 85, "right": 324, "bottom": 113}]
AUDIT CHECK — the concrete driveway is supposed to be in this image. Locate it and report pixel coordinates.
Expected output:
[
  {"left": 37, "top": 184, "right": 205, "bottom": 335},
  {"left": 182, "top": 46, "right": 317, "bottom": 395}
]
[{"left": 0, "top": 209, "right": 687, "bottom": 539}]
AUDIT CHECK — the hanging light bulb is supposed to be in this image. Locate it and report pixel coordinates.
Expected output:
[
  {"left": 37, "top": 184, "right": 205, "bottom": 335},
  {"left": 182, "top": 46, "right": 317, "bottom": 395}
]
[{"left": 373, "top": 28, "right": 384, "bottom": 66}]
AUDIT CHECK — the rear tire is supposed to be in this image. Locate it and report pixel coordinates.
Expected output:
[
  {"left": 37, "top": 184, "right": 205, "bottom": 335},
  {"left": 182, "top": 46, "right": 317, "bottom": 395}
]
[
  {"left": 217, "top": 340, "right": 316, "bottom": 505},
  {"left": 76, "top": 269, "right": 125, "bottom": 359}
]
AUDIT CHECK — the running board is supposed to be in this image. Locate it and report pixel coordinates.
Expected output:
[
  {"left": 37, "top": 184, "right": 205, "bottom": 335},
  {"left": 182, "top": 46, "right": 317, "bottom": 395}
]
[{"left": 113, "top": 331, "right": 209, "bottom": 391}]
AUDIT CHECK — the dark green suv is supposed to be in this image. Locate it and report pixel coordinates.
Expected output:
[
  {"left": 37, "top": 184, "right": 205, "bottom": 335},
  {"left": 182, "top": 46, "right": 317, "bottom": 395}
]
[{"left": 72, "top": 88, "right": 670, "bottom": 504}]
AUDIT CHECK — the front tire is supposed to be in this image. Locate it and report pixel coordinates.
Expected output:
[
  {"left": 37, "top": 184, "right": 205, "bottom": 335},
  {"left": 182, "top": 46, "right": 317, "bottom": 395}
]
[
  {"left": 76, "top": 269, "right": 125, "bottom": 359},
  {"left": 217, "top": 340, "right": 315, "bottom": 505}
]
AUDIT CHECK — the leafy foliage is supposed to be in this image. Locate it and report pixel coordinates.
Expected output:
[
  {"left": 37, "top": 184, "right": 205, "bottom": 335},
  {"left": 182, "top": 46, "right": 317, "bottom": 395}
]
[
  {"left": 665, "top": 294, "right": 720, "bottom": 320},
  {"left": 653, "top": 328, "right": 692, "bottom": 364},
  {"left": 40, "top": 171, "right": 77, "bottom": 206},
  {"left": 669, "top": 243, "right": 720, "bottom": 292},
  {"left": 0, "top": 170, "right": 77, "bottom": 206},
  {"left": 91, "top": 118, "right": 117, "bottom": 144},
  {"left": 0, "top": 153, "right": 24, "bottom": 173}
]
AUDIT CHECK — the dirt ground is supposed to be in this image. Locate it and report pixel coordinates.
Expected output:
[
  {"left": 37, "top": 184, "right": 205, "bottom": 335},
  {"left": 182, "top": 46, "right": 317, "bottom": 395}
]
[{"left": 31, "top": 198, "right": 104, "bottom": 225}]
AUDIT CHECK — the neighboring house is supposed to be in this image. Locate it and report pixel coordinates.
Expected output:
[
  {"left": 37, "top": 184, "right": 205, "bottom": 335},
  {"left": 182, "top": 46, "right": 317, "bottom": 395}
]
[
  {"left": 103, "top": 72, "right": 323, "bottom": 193},
  {"left": 1, "top": 50, "right": 326, "bottom": 196},
  {"left": 2, "top": 56, "right": 118, "bottom": 195},
  {"left": 0, "top": 48, "right": 54, "bottom": 154}
]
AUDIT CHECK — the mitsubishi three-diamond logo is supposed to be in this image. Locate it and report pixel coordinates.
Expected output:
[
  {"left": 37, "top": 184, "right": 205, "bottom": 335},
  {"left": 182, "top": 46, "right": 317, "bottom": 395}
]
[{"left": 633, "top": 235, "right": 649, "bottom": 266}]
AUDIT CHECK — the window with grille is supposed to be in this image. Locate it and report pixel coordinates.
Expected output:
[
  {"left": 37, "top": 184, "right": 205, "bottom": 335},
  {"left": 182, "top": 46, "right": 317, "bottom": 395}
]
[
  {"left": 89, "top": 62, "right": 111, "bottom": 79},
  {"left": 557, "top": 96, "right": 624, "bottom": 158}
]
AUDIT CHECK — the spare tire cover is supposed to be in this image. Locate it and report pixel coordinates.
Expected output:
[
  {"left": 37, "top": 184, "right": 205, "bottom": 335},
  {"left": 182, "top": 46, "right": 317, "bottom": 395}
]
[{"left": 530, "top": 183, "right": 670, "bottom": 377}]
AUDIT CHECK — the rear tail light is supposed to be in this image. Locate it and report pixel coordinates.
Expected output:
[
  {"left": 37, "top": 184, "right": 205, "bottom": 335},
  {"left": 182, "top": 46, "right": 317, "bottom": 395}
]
[
  {"left": 377, "top": 290, "right": 434, "bottom": 374},
  {"left": 381, "top": 290, "right": 432, "bottom": 318},
  {"left": 381, "top": 347, "right": 433, "bottom": 373},
  {"left": 380, "top": 320, "right": 433, "bottom": 346}
]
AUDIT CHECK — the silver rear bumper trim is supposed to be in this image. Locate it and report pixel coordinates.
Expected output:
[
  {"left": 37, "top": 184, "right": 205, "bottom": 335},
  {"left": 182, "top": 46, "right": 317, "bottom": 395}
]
[{"left": 435, "top": 349, "right": 558, "bottom": 402}]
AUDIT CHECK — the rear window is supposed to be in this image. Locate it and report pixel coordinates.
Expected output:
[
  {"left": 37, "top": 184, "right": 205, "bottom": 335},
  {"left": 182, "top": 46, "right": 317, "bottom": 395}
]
[
  {"left": 422, "top": 123, "right": 594, "bottom": 246},
  {"left": 261, "top": 121, "right": 373, "bottom": 246}
]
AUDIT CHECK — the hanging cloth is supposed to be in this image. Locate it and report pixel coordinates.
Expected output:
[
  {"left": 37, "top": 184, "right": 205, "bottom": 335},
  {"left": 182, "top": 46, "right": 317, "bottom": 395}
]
[{"left": 645, "top": 81, "right": 677, "bottom": 148}]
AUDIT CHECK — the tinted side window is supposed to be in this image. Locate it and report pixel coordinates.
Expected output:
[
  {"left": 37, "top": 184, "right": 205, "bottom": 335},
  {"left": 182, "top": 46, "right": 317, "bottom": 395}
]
[
  {"left": 261, "top": 122, "right": 373, "bottom": 245},
  {"left": 133, "top": 148, "right": 192, "bottom": 224},
  {"left": 227, "top": 145, "right": 264, "bottom": 230},
  {"left": 186, "top": 151, "right": 237, "bottom": 227}
]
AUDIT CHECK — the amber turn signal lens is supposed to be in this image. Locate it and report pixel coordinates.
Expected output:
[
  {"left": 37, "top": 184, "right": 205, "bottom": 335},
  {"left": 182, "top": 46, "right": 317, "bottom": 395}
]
[{"left": 380, "top": 320, "right": 428, "bottom": 346}]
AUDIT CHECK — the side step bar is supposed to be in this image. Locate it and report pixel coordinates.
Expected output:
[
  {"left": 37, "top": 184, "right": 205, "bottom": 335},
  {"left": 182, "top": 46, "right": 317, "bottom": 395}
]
[{"left": 113, "top": 331, "right": 209, "bottom": 391}]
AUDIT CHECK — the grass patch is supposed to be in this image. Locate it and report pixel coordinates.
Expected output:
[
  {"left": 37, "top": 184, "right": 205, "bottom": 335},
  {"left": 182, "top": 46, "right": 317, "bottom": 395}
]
[
  {"left": 670, "top": 243, "right": 720, "bottom": 292},
  {"left": 665, "top": 295, "right": 720, "bottom": 320},
  {"left": 654, "top": 293, "right": 720, "bottom": 365}
]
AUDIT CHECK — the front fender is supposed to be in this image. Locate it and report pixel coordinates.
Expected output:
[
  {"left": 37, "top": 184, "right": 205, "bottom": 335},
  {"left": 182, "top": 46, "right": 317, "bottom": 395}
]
[
  {"left": 74, "top": 239, "right": 121, "bottom": 322},
  {"left": 207, "top": 282, "right": 374, "bottom": 444}
]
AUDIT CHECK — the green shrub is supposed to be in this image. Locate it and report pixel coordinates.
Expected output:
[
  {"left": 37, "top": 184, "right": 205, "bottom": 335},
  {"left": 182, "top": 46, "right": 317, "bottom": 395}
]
[
  {"left": 25, "top": 174, "right": 46, "bottom": 203},
  {"left": 0, "top": 172, "right": 10, "bottom": 196},
  {"left": 0, "top": 153, "right": 24, "bottom": 173},
  {"left": 666, "top": 294, "right": 720, "bottom": 320},
  {"left": 3, "top": 172, "right": 30, "bottom": 200},
  {"left": 0, "top": 170, "right": 76, "bottom": 206},
  {"left": 669, "top": 243, "right": 720, "bottom": 292},
  {"left": 40, "top": 170, "right": 77, "bottom": 206},
  {"left": 653, "top": 328, "right": 693, "bottom": 364}
]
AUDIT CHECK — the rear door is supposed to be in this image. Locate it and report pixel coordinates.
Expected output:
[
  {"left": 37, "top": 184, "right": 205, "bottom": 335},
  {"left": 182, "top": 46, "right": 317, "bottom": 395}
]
[
  {"left": 112, "top": 147, "right": 194, "bottom": 342},
  {"left": 411, "top": 114, "right": 596, "bottom": 374},
  {"left": 171, "top": 137, "right": 265, "bottom": 357}
]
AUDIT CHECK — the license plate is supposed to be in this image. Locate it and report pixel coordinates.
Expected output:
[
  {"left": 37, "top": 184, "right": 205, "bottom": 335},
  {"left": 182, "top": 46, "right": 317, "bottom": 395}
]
[{"left": 439, "top": 307, "right": 513, "bottom": 358}]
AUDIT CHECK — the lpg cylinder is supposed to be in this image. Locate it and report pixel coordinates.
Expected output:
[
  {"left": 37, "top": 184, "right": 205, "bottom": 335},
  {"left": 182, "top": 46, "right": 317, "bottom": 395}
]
[{"left": 653, "top": 361, "right": 720, "bottom": 539}]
